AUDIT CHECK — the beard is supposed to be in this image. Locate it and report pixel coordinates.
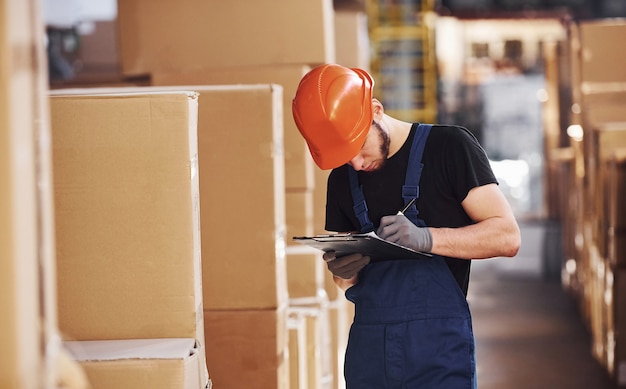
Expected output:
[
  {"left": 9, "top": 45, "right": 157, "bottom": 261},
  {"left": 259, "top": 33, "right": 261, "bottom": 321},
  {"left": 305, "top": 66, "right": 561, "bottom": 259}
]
[{"left": 373, "top": 120, "right": 390, "bottom": 166}]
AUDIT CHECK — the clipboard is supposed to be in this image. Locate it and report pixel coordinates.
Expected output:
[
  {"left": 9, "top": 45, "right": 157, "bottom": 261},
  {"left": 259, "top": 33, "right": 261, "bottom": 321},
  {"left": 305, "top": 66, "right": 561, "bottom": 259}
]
[{"left": 292, "top": 231, "right": 432, "bottom": 262}]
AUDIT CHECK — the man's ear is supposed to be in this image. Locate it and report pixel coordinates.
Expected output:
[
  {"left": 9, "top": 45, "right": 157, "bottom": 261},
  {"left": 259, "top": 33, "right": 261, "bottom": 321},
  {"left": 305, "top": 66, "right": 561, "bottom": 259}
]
[{"left": 372, "top": 98, "right": 384, "bottom": 119}]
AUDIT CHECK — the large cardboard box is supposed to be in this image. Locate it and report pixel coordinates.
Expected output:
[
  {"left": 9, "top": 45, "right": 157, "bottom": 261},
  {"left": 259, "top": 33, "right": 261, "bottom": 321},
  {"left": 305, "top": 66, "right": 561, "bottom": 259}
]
[
  {"left": 582, "top": 91, "right": 626, "bottom": 129},
  {"left": 286, "top": 246, "right": 325, "bottom": 301},
  {"left": 204, "top": 307, "right": 289, "bottom": 389},
  {"left": 191, "top": 84, "right": 287, "bottom": 310},
  {"left": 334, "top": 9, "right": 370, "bottom": 71},
  {"left": 605, "top": 268, "right": 626, "bottom": 386},
  {"left": 50, "top": 90, "right": 209, "bottom": 387},
  {"left": 0, "top": 0, "right": 59, "bottom": 387},
  {"left": 313, "top": 168, "right": 331, "bottom": 234},
  {"left": 118, "top": 0, "right": 335, "bottom": 76},
  {"left": 51, "top": 84, "right": 288, "bottom": 310},
  {"left": 588, "top": 124, "right": 626, "bottom": 259},
  {"left": 64, "top": 339, "right": 208, "bottom": 389},
  {"left": 579, "top": 20, "right": 626, "bottom": 84},
  {"left": 152, "top": 65, "right": 315, "bottom": 191},
  {"left": 328, "top": 298, "right": 352, "bottom": 389},
  {"left": 286, "top": 189, "right": 314, "bottom": 241},
  {"left": 607, "top": 149, "right": 626, "bottom": 268},
  {"left": 287, "top": 305, "right": 334, "bottom": 389}
]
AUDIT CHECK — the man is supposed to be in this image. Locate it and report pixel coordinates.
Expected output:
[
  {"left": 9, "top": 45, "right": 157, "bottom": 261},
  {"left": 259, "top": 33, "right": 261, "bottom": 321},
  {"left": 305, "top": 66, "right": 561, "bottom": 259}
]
[{"left": 292, "top": 64, "right": 521, "bottom": 388}]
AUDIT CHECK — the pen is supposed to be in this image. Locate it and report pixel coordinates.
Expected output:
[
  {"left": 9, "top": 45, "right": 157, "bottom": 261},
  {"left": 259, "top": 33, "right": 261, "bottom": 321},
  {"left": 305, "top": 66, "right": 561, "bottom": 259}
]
[{"left": 397, "top": 198, "right": 417, "bottom": 215}]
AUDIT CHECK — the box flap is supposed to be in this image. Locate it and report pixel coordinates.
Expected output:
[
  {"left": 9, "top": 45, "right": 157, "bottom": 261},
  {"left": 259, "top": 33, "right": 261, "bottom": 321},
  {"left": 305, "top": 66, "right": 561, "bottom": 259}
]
[{"left": 64, "top": 338, "right": 196, "bottom": 361}]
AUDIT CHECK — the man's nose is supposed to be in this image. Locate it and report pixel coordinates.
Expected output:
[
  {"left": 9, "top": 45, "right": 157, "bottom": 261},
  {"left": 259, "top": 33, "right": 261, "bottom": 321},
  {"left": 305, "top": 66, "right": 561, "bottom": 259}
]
[{"left": 348, "top": 155, "right": 364, "bottom": 171}]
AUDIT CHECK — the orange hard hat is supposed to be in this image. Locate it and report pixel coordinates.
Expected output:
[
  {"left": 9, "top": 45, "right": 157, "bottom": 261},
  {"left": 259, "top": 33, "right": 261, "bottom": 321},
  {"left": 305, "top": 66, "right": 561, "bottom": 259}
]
[{"left": 292, "top": 64, "right": 374, "bottom": 170}]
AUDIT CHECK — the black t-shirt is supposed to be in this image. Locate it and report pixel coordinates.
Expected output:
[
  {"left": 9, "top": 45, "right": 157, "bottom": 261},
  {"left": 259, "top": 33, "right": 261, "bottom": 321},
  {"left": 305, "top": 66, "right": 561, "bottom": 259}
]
[{"left": 324, "top": 123, "right": 497, "bottom": 295}]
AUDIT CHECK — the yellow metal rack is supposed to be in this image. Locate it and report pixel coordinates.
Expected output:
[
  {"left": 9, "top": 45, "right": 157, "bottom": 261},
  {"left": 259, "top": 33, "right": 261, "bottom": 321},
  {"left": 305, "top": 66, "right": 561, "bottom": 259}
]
[{"left": 366, "top": 0, "right": 438, "bottom": 123}]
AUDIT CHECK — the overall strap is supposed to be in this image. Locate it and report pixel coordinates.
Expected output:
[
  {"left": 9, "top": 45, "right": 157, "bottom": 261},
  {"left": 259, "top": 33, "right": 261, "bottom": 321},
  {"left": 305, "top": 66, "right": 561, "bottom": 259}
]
[
  {"left": 402, "top": 123, "right": 432, "bottom": 226},
  {"left": 348, "top": 123, "right": 432, "bottom": 233},
  {"left": 348, "top": 167, "right": 375, "bottom": 233}
]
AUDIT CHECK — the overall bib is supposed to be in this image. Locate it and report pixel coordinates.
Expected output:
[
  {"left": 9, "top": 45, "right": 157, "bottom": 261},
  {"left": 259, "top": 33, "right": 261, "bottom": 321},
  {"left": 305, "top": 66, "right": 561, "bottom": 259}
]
[{"left": 344, "top": 124, "right": 477, "bottom": 389}]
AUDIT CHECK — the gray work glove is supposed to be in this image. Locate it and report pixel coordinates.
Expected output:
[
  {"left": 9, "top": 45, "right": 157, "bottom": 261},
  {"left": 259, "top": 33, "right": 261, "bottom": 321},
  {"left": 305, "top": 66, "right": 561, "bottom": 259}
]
[
  {"left": 322, "top": 251, "right": 371, "bottom": 279},
  {"left": 377, "top": 214, "right": 433, "bottom": 253}
]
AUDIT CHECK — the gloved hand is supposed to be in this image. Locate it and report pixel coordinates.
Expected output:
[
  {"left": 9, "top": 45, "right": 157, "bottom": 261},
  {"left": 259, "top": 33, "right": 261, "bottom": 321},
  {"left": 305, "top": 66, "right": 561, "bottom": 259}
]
[
  {"left": 377, "top": 214, "right": 433, "bottom": 252},
  {"left": 322, "top": 251, "right": 371, "bottom": 279}
]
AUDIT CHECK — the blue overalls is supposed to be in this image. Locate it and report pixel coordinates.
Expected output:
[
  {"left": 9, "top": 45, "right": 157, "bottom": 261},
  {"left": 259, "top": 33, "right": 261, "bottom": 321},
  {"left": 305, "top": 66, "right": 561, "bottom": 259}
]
[{"left": 343, "top": 124, "right": 477, "bottom": 389}]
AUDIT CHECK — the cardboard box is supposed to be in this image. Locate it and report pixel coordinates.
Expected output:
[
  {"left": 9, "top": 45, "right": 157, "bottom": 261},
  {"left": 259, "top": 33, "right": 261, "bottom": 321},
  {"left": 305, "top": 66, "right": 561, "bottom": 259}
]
[
  {"left": 64, "top": 339, "right": 208, "bottom": 389},
  {"left": 286, "top": 189, "right": 315, "bottom": 241},
  {"left": 50, "top": 84, "right": 288, "bottom": 310},
  {"left": 191, "top": 84, "right": 287, "bottom": 310},
  {"left": 151, "top": 64, "right": 315, "bottom": 191},
  {"left": 204, "top": 307, "right": 289, "bottom": 389},
  {"left": 50, "top": 90, "right": 209, "bottom": 387},
  {"left": 334, "top": 9, "right": 370, "bottom": 71},
  {"left": 605, "top": 268, "right": 626, "bottom": 385},
  {"left": 313, "top": 168, "right": 331, "bottom": 234},
  {"left": 607, "top": 149, "right": 626, "bottom": 268},
  {"left": 589, "top": 124, "right": 626, "bottom": 258},
  {"left": 118, "top": 0, "right": 335, "bottom": 76},
  {"left": 1, "top": 0, "right": 59, "bottom": 387},
  {"left": 77, "top": 20, "right": 119, "bottom": 74},
  {"left": 287, "top": 306, "right": 331, "bottom": 389},
  {"left": 286, "top": 246, "right": 325, "bottom": 300},
  {"left": 327, "top": 298, "right": 353, "bottom": 389},
  {"left": 582, "top": 92, "right": 626, "bottom": 130},
  {"left": 579, "top": 20, "right": 626, "bottom": 84},
  {"left": 50, "top": 91, "right": 204, "bottom": 343}
]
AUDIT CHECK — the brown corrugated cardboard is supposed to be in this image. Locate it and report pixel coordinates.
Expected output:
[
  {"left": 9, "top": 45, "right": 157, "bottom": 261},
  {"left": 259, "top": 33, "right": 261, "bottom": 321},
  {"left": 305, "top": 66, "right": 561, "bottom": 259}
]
[
  {"left": 65, "top": 339, "right": 207, "bottom": 389},
  {"left": 1, "top": 0, "right": 59, "bottom": 387},
  {"left": 204, "top": 307, "right": 289, "bottom": 389},
  {"left": 50, "top": 91, "right": 203, "bottom": 343},
  {"left": 606, "top": 268, "right": 626, "bottom": 385},
  {"left": 328, "top": 298, "right": 352, "bottom": 389},
  {"left": 49, "top": 90, "right": 209, "bottom": 387},
  {"left": 607, "top": 149, "right": 626, "bottom": 268},
  {"left": 287, "top": 305, "right": 333, "bottom": 389},
  {"left": 579, "top": 20, "right": 626, "bottom": 84},
  {"left": 313, "top": 168, "right": 331, "bottom": 234},
  {"left": 334, "top": 9, "right": 371, "bottom": 71},
  {"left": 118, "top": 0, "right": 335, "bottom": 76},
  {"left": 50, "top": 84, "right": 288, "bottom": 311},
  {"left": 288, "top": 317, "right": 307, "bottom": 389},
  {"left": 192, "top": 84, "right": 288, "bottom": 310},
  {"left": 196, "top": 83, "right": 290, "bottom": 309},
  {"left": 152, "top": 64, "right": 314, "bottom": 191},
  {"left": 582, "top": 91, "right": 626, "bottom": 128},
  {"left": 286, "top": 246, "right": 325, "bottom": 300},
  {"left": 286, "top": 189, "right": 315, "bottom": 241},
  {"left": 589, "top": 124, "right": 626, "bottom": 259}
]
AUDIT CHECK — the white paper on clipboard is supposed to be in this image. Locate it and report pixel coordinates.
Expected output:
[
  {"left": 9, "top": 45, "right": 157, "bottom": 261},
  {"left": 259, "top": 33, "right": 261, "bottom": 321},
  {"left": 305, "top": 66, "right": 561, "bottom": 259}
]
[{"left": 292, "top": 231, "right": 432, "bottom": 262}]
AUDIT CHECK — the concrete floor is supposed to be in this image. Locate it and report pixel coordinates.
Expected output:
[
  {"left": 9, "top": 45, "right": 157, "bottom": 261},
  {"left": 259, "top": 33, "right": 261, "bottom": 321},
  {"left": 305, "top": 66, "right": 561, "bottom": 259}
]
[{"left": 468, "top": 220, "right": 617, "bottom": 389}]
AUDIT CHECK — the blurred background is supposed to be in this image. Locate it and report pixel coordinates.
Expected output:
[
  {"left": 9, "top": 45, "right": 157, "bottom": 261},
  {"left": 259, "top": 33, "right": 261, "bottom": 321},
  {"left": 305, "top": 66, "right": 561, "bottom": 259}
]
[{"left": 4, "top": 0, "right": 626, "bottom": 388}]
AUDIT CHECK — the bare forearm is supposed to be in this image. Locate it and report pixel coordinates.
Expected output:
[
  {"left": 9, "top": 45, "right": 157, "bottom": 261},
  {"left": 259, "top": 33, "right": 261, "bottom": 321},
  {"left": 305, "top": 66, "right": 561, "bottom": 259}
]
[{"left": 429, "top": 216, "right": 520, "bottom": 260}]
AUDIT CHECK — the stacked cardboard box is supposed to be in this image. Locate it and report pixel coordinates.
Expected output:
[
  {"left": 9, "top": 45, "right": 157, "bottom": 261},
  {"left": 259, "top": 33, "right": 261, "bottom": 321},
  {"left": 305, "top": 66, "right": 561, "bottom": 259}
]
[
  {"left": 113, "top": 2, "right": 370, "bottom": 387},
  {"left": 61, "top": 83, "right": 289, "bottom": 388},
  {"left": 117, "top": 0, "right": 335, "bottom": 76},
  {"left": 152, "top": 65, "right": 315, "bottom": 194},
  {"left": 563, "top": 19, "right": 626, "bottom": 386},
  {"left": 606, "top": 150, "right": 626, "bottom": 270},
  {"left": 0, "top": 0, "right": 62, "bottom": 387},
  {"left": 50, "top": 90, "right": 210, "bottom": 389},
  {"left": 194, "top": 84, "right": 290, "bottom": 389},
  {"left": 53, "top": 82, "right": 288, "bottom": 388}
]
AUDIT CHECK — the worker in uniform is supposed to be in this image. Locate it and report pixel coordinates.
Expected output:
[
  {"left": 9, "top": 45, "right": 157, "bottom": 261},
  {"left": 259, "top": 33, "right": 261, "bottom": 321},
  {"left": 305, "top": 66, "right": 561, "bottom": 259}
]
[{"left": 292, "top": 64, "right": 521, "bottom": 388}]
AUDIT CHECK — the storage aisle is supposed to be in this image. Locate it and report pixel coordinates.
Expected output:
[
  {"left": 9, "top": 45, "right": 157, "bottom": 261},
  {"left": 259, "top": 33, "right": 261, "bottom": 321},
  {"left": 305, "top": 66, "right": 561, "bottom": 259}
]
[{"left": 469, "top": 221, "right": 617, "bottom": 389}]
